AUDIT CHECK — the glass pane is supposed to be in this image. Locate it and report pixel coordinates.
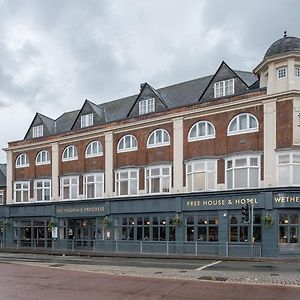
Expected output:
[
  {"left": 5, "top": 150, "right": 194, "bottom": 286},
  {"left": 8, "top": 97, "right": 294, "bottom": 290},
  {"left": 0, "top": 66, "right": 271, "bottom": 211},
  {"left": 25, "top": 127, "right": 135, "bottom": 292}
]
[
  {"left": 278, "top": 165, "right": 290, "bottom": 185},
  {"left": 162, "top": 167, "right": 170, "bottom": 175},
  {"left": 207, "top": 172, "right": 216, "bottom": 190},
  {"left": 235, "top": 168, "right": 247, "bottom": 188},
  {"left": 151, "top": 178, "right": 160, "bottom": 193},
  {"left": 162, "top": 177, "right": 170, "bottom": 193},
  {"left": 190, "top": 126, "right": 196, "bottom": 138},
  {"left": 130, "top": 180, "right": 138, "bottom": 195},
  {"left": 278, "top": 155, "right": 290, "bottom": 164},
  {"left": 120, "top": 181, "right": 128, "bottom": 195},
  {"left": 279, "top": 214, "right": 289, "bottom": 224},
  {"left": 293, "top": 165, "right": 300, "bottom": 185},
  {"left": 235, "top": 158, "right": 247, "bottom": 167},
  {"left": 207, "top": 123, "right": 214, "bottom": 135},
  {"left": 239, "top": 115, "right": 247, "bottom": 130},
  {"left": 151, "top": 168, "right": 160, "bottom": 176},
  {"left": 290, "top": 214, "right": 299, "bottom": 224},
  {"left": 240, "top": 227, "right": 248, "bottom": 242},
  {"left": 279, "top": 226, "right": 288, "bottom": 243},
  {"left": 293, "top": 155, "right": 300, "bottom": 163},
  {"left": 198, "top": 122, "right": 205, "bottom": 136},
  {"left": 209, "top": 227, "right": 218, "bottom": 241},
  {"left": 250, "top": 158, "right": 258, "bottom": 166},
  {"left": 229, "top": 119, "right": 237, "bottom": 131},
  {"left": 227, "top": 170, "right": 233, "bottom": 189},
  {"left": 198, "top": 227, "right": 207, "bottom": 241},
  {"left": 194, "top": 172, "right": 205, "bottom": 191},
  {"left": 249, "top": 116, "right": 257, "bottom": 128},
  {"left": 230, "top": 227, "right": 238, "bottom": 242},
  {"left": 249, "top": 168, "right": 259, "bottom": 188},
  {"left": 290, "top": 227, "right": 298, "bottom": 243}
]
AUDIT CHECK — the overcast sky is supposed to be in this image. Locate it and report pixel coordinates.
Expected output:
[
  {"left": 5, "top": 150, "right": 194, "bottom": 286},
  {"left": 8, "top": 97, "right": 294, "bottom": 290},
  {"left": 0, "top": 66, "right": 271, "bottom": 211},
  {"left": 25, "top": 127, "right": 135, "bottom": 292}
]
[{"left": 0, "top": 0, "right": 299, "bottom": 162}]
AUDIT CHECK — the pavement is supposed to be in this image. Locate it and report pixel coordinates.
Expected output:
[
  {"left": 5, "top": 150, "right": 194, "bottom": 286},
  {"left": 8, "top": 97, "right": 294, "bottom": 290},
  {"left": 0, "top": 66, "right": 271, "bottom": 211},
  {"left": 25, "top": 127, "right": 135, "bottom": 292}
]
[{"left": 13, "top": 257, "right": 300, "bottom": 287}]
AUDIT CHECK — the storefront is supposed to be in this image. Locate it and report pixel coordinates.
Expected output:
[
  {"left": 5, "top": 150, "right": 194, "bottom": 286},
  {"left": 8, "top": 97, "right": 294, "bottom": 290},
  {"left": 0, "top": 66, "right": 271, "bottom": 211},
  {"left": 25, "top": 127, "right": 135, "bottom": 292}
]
[{"left": 1, "top": 188, "right": 300, "bottom": 257}]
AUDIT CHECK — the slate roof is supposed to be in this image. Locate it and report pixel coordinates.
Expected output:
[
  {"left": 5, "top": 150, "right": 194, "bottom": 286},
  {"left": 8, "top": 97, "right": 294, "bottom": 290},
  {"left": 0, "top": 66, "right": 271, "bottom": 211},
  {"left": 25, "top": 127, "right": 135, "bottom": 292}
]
[
  {"left": 264, "top": 36, "right": 300, "bottom": 59},
  {"left": 0, "top": 164, "right": 6, "bottom": 187},
  {"left": 24, "top": 65, "right": 259, "bottom": 140}
]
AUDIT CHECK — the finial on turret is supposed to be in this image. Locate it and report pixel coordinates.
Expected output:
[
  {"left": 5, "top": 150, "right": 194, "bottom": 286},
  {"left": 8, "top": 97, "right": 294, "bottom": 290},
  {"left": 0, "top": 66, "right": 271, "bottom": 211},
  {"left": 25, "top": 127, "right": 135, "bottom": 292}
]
[{"left": 284, "top": 31, "right": 287, "bottom": 38}]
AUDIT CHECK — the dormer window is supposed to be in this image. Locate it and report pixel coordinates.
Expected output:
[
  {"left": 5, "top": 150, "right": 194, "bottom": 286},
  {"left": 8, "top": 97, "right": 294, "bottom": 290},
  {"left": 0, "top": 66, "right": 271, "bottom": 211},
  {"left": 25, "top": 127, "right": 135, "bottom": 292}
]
[
  {"left": 139, "top": 98, "right": 155, "bottom": 115},
  {"left": 81, "top": 113, "right": 93, "bottom": 128},
  {"left": 214, "top": 79, "right": 234, "bottom": 98},
  {"left": 33, "top": 125, "right": 43, "bottom": 138},
  {"left": 277, "top": 67, "right": 287, "bottom": 79},
  {"left": 295, "top": 66, "right": 300, "bottom": 77}
]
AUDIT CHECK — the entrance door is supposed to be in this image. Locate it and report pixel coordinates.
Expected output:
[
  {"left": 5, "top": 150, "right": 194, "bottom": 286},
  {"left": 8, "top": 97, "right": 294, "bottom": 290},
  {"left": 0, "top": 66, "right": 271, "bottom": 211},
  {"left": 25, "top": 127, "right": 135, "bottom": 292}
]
[{"left": 68, "top": 219, "right": 96, "bottom": 249}]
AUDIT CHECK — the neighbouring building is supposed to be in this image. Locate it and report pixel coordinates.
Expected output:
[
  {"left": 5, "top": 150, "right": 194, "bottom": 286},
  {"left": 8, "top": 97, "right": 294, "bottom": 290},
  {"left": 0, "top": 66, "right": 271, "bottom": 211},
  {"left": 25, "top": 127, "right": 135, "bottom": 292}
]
[{"left": 1, "top": 33, "right": 300, "bottom": 257}]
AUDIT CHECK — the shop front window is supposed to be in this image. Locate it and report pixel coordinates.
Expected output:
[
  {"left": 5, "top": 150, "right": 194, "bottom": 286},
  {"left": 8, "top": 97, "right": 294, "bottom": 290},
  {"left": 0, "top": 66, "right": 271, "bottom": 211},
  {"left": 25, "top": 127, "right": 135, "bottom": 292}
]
[{"left": 279, "top": 213, "right": 299, "bottom": 243}]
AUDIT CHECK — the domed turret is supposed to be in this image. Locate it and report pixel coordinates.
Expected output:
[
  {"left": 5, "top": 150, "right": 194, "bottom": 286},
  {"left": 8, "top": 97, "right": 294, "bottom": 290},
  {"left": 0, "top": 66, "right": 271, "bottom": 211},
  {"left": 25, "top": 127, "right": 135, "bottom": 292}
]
[
  {"left": 264, "top": 34, "right": 300, "bottom": 59},
  {"left": 254, "top": 32, "right": 300, "bottom": 95}
]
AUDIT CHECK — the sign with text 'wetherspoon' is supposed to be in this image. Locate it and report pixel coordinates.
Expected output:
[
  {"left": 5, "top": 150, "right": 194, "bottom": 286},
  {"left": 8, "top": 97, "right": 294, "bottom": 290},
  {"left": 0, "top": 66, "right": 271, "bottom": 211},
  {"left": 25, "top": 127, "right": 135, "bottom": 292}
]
[
  {"left": 55, "top": 203, "right": 105, "bottom": 217},
  {"left": 185, "top": 194, "right": 264, "bottom": 210},
  {"left": 273, "top": 194, "right": 300, "bottom": 208}
]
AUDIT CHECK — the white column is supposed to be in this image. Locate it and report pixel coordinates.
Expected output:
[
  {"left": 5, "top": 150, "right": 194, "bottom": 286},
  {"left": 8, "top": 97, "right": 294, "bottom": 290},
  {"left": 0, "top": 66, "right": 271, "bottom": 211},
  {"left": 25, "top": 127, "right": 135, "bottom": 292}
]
[
  {"left": 105, "top": 131, "right": 113, "bottom": 197},
  {"left": 51, "top": 143, "right": 59, "bottom": 201},
  {"left": 6, "top": 150, "right": 13, "bottom": 204},
  {"left": 267, "top": 63, "right": 276, "bottom": 95},
  {"left": 263, "top": 100, "right": 277, "bottom": 187},
  {"left": 173, "top": 117, "right": 184, "bottom": 193},
  {"left": 288, "top": 58, "right": 295, "bottom": 90}
]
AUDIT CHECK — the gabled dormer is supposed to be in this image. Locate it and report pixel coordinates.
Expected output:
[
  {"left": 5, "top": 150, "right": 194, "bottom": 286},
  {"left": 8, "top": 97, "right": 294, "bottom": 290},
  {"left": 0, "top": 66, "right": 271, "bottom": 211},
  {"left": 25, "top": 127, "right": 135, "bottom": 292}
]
[
  {"left": 127, "top": 82, "right": 169, "bottom": 118},
  {"left": 24, "top": 113, "right": 55, "bottom": 140},
  {"left": 71, "top": 99, "right": 106, "bottom": 131},
  {"left": 199, "top": 61, "right": 253, "bottom": 103}
]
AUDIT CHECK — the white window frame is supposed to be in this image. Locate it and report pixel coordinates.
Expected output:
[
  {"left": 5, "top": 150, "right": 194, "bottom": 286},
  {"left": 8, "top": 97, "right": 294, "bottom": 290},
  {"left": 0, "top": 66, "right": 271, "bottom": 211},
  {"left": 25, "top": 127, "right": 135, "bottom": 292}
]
[
  {"left": 186, "top": 160, "right": 217, "bottom": 192},
  {"left": 62, "top": 145, "right": 78, "bottom": 161},
  {"left": 117, "top": 135, "right": 138, "bottom": 153},
  {"left": 85, "top": 141, "right": 103, "bottom": 158},
  {"left": 225, "top": 155, "right": 260, "bottom": 190},
  {"left": 36, "top": 150, "right": 50, "bottom": 165},
  {"left": 147, "top": 129, "right": 170, "bottom": 148},
  {"left": 139, "top": 98, "right": 155, "bottom": 115},
  {"left": 145, "top": 165, "right": 171, "bottom": 194},
  {"left": 188, "top": 121, "right": 216, "bottom": 142},
  {"left": 227, "top": 113, "right": 259, "bottom": 136},
  {"left": 295, "top": 66, "right": 300, "bottom": 78},
  {"left": 214, "top": 78, "right": 234, "bottom": 98},
  {"left": 14, "top": 181, "right": 30, "bottom": 203},
  {"left": 115, "top": 168, "right": 139, "bottom": 196},
  {"left": 35, "top": 179, "right": 51, "bottom": 202},
  {"left": 33, "top": 125, "right": 44, "bottom": 138},
  {"left": 83, "top": 173, "right": 104, "bottom": 199},
  {"left": 60, "top": 176, "right": 79, "bottom": 200},
  {"left": 16, "top": 153, "right": 29, "bottom": 168},
  {"left": 81, "top": 113, "right": 94, "bottom": 128},
  {"left": 277, "top": 151, "right": 300, "bottom": 186},
  {"left": 277, "top": 67, "right": 287, "bottom": 79},
  {"left": 0, "top": 190, "right": 4, "bottom": 205}
]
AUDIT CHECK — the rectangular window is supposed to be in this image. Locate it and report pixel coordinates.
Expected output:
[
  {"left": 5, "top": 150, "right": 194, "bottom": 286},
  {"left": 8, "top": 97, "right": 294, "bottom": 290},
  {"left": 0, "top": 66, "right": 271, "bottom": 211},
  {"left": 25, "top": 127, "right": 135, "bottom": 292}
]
[
  {"left": 138, "top": 98, "right": 155, "bottom": 115},
  {"left": 80, "top": 113, "right": 94, "bottom": 128},
  {"left": 35, "top": 179, "right": 51, "bottom": 201},
  {"left": 60, "top": 176, "right": 79, "bottom": 200},
  {"left": 186, "top": 160, "right": 217, "bottom": 192},
  {"left": 279, "top": 213, "right": 299, "bottom": 243},
  {"left": 14, "top": 181, "right": 30, "bottom": 203},
  {"left": 295, "top": 66, "right": 300, "bottom": 77},
  {"left": 214, "top": 79, "right": 234, "bottom": 98},
  {"left": 277, "top": 152, "right": 300, "bottom": 186},
  {"left": 145, "top": 165, "right": 171, "bottom": 194},
  {"left": 0, "top": 190, "right": 3, "bottom": 205},
  {"left": 32, "top": 125, "right": 43, "bottom": 138},
  {"left": 84, "top": 173, "right": 104, "bottom": 199},
  {"left": 277, "top": 67, "right": 287, "bottom": 79},
  {"left": 226, "top": 156, "right": 260, "bottom": 189},
  {"left": 115, "top": 169, "right": 139, "bottom": 196}
]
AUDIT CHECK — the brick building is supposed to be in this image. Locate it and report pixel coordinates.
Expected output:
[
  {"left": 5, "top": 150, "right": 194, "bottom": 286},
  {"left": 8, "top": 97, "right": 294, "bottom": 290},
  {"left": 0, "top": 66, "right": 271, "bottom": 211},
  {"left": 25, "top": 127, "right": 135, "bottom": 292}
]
[{"left": 1, "top": 34, "right": 300, "bottom": 257}]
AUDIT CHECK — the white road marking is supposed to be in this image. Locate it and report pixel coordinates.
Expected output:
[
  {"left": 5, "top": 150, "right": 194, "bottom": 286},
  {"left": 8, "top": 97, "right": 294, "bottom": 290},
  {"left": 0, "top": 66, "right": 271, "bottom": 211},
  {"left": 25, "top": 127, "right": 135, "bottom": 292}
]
[{"left": 196, "top": 260, "right": 222, "bottom": 271}]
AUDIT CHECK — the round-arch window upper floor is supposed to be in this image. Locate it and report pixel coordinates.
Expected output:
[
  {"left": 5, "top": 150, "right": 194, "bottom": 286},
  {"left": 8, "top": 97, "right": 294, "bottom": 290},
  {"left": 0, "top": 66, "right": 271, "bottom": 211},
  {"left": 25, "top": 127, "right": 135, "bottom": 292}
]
[
  {"left": 62, "top": 145, "right": 78, "bottom": 161},
  {"left": 85, "top": 141, "right": 103, "bottom": 158},
  {"left": 227, "top": 113, "right": 259, "bottom": 136},
  {"left": 147, "top": 129, "right": 170, "bottom": 148},
  {"left": 117, "top": 134, "right": 138, "bottom": 153},
  {"left": 188, "top": 121, "right": 215, "bottom": 142},
  {"left": 36, "top": 150, "right": 50, "bottom": 165},
  {"left": 16, "top": 153, "right": 29, "bottom": 168}
]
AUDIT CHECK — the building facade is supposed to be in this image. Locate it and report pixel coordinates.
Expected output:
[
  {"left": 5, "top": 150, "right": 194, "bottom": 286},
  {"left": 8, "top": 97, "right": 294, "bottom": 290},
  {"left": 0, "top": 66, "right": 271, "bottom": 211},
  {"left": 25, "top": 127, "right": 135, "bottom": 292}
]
[{"left": 2, "top": 34, "right": 300, "bottom": 257}]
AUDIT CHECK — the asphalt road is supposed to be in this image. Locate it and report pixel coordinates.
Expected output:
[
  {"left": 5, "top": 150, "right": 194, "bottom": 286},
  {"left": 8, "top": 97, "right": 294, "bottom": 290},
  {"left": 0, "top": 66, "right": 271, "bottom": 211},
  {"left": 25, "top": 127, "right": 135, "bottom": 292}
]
[
  {"left": 0, "top": 262, "right": 299, "bottom": 300},
  {"left": 0, "top": 252, "right": 299, "bottom": 273}
]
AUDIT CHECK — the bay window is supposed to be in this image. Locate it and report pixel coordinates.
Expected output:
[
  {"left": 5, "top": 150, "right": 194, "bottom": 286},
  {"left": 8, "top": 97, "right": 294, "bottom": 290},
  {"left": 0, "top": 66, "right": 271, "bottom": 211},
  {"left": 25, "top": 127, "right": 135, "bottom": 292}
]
[
  {"left": 115, "top": 169, "right": 139, "bottom": 196},
  {"left": 35, "top": 179, "right": 51, "bottom": 201},
  {"left": 145, "top": 165, "right": 171, "bottom": 194},
  {"left": 14, "top": 181, "right": 30, "bottom": 203},
  {"left": 60, "top": 176, "right": 79, "bottom": 200},
  {"left": 84, "top": 173, "right": 104, "bottom": 199},
  {"left": 277, "top": 152, "right": 300, "bottom": 186}
]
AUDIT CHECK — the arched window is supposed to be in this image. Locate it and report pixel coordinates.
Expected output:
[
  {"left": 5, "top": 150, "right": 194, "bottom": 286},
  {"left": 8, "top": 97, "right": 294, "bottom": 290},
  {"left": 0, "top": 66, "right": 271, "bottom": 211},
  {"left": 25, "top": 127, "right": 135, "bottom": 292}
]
[
  {"left": 62, "top": 145, "right": 78, "bottom": 161},
  {"left": 16, "top": 154, "right": 29, "bottom": 168},
  {"left": 117, "top": 135, "right": 138, "bottom": 153},
  {"left": 188, "top": 121, "right": 215, "bottom": 141},
  {"left": 85, "top": 141, "right": 103, "bottom": 158},
  {"left": 227, "top": 113, "right": 258, "bottom": 135},
  {"left": 147, "top": 129, "right": 170, "bottom": 148},
  {"left": 36, "top": 150, "right": 50, "bottom": 165}
]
